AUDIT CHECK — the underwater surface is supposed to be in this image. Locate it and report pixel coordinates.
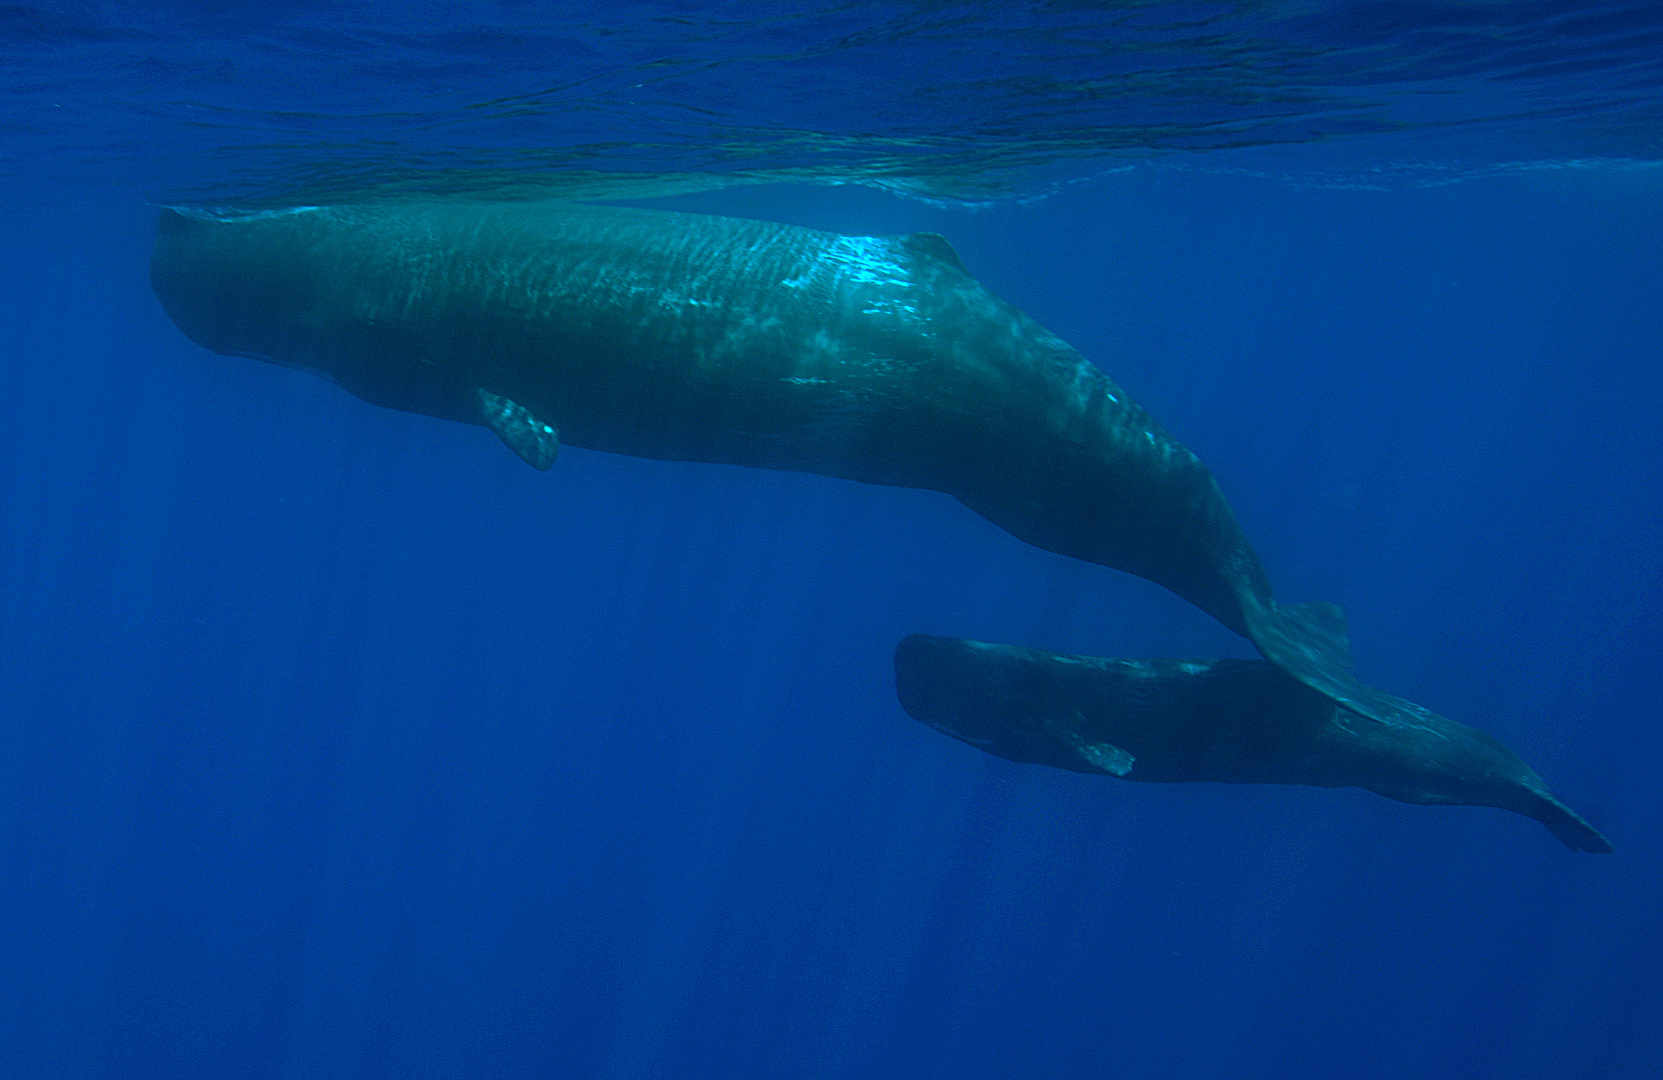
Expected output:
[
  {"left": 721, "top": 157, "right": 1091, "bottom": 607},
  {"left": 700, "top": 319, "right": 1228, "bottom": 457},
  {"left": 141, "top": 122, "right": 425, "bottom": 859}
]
[{"left": 2, "top": 2, "right": 1661, "bottom": 1077}]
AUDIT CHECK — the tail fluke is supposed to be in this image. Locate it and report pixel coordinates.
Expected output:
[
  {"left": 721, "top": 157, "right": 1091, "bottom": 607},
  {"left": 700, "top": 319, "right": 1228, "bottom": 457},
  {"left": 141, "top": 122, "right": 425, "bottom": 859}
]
[{"left": 1247, "top": 600, "right": 1456, "bottom": 734}]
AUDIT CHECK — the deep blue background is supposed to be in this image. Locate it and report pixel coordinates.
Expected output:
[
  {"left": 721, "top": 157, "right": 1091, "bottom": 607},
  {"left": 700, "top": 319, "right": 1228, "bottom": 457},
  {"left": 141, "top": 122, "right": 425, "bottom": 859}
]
[{"left": 1, "top": 166, "right": 1660, "bottom": 1077}]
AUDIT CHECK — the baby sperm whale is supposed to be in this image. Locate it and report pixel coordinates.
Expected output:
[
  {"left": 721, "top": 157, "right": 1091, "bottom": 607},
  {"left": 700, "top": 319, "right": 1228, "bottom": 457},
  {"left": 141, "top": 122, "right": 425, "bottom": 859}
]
[{"left": 895, "top": 634, "right": 1610, "bottom": 853}]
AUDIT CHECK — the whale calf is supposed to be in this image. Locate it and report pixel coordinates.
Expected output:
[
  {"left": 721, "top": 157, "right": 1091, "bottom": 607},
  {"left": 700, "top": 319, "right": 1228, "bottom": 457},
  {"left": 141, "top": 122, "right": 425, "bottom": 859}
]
[
  {"left": 151, "top": 200, "right": 1561, "bottom": 802},
  {"left": 895, "top": 634, "right": 1611, "bottom": 852}
]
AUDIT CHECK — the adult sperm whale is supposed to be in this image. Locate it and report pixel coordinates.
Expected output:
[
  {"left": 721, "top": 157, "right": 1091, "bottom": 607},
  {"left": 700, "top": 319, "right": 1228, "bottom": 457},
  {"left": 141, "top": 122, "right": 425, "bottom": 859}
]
[
  {"left": 150, "top": 200, "right": 1469, "bottom": 736},
  {"left": 895, "top": 634, "right": 1611, "bottom": 852}
]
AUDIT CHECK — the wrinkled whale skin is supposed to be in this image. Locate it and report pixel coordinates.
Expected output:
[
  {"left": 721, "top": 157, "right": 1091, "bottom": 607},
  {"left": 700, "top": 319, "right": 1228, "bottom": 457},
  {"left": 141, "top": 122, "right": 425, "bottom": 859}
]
[{"left": 894, "top": 634, "right": 1612, "bottom": 853}]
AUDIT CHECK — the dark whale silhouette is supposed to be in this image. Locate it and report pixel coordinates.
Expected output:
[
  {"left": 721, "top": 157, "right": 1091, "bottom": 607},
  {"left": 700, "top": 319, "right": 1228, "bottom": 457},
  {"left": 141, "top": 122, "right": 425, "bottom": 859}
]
[
  {"left": 895, "top": 634, "right": 1611, "bottom": 852},
  {"left": 149, "top": 200, "right": 1591, "bottom": 841}
]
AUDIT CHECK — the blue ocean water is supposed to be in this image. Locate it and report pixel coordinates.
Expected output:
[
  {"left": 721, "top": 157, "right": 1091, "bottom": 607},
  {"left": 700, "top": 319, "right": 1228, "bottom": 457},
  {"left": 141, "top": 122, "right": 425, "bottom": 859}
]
[{"left": 2, "top": 3, "right": 1661, "bottom": 1077}]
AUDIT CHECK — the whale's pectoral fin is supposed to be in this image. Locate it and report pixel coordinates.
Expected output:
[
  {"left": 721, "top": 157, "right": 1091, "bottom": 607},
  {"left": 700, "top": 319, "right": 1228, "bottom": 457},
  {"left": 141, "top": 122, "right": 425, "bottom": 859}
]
[
  {"left": 900, "top": 231, "right": 969, "bottom": 274},
  {"left": 1034, "top": 709, "right": 1137, "bottom": 775},
  {"left": 1071, "top": 734, "right": 1136, "bottom": 776},
  {"left": 476, "top": 389, "right": 558, "bottom": 470}
]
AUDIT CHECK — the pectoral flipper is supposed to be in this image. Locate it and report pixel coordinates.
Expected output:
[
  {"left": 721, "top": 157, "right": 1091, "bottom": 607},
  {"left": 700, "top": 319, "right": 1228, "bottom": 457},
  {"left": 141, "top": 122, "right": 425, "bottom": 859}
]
[{"left": 477, "top": 389, "right": 558, "bottom": 470}]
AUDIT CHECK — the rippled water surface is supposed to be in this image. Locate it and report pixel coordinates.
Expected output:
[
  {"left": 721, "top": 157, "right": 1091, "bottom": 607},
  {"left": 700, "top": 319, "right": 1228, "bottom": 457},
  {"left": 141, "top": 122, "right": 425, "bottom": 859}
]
[{"left": 4, "top": 1, "right": 1663, "bottom": 200}]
